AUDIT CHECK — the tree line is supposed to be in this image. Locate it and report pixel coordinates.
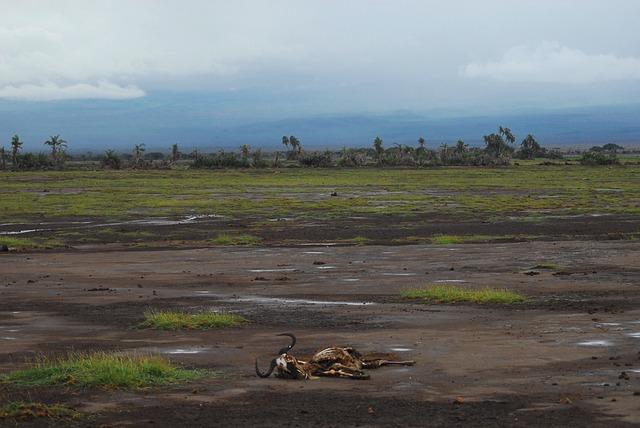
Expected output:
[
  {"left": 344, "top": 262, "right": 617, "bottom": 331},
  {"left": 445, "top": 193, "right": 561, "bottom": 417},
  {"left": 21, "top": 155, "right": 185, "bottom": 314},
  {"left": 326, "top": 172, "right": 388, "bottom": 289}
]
[{"left": 0, "top": 127, "right": 625, "bottom": 171}]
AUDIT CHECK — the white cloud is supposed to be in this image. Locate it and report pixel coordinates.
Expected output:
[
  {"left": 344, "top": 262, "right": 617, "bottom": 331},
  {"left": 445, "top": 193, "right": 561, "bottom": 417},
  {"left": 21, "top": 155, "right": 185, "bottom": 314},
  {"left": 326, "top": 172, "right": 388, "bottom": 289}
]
[
  {"left": 0, "top": 82, "right": 145, "bottom": 101},
  {"left": 462, "top": 42, "right": 640, "bottom": 83}
]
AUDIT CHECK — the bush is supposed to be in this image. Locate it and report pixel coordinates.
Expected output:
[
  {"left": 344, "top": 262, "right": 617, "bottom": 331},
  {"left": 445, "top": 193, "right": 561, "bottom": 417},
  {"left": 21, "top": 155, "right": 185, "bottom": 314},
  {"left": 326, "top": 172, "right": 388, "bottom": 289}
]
[
  {"left": 337, "top": 148, "right": 367, "bottom": 167},
  {"left": 101, "top": 150, "right": 122, "bottom": 170},
  {"left": 192, "top": 151, "right": 246, "bottom": 168},
  {"left": 580, "top": 150, "right": 618, "bottom": 165},
  {"left": 298, "top": 150, "right": 334, "bottom": 167},
  {"left": 16, "top": 153, "right": 53, "bottom": 170}
]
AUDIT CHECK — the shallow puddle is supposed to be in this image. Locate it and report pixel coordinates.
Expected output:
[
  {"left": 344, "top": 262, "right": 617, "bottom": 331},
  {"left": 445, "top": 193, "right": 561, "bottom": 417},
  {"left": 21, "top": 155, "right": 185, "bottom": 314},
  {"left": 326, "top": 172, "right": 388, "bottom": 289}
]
[
  {"left": 390, "top": 347, "right": 413, "bottom": 352},
  {"left": 163, "top": 347, "right": 210, "bottom": 355},
  {"left": 626, "top": 332, "right": 640, "bottom": 338},
  {"left": 382, "top": 273, "right": 416, "bottom": 276},
  {"left": 316, "top": 266, "right": 337, "bottom": 270},
  {"left": 577, "top": 340, "right": 613, "bottom": 347},
  {"left": 0, "top": 228, "right": 47, "bottom": 235},
  {"left": 228, "top": 296, "right": 374, "bottom": 306},
  {"left": 249, "top": 268, "right": 296, "bottom": 273},
  {"left": 434, "top": 279, "right": 467, "bottom": 283}
]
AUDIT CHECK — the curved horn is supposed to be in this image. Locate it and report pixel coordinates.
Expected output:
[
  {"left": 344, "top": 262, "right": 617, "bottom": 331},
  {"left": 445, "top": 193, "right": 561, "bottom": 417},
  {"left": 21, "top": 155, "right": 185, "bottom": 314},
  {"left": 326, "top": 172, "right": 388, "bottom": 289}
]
[
  {"left": 255, "top": 358, "right": 277, "bottom": 378},
  {"left": 276, "top": 333, "right": 296, "bottom": 354}
]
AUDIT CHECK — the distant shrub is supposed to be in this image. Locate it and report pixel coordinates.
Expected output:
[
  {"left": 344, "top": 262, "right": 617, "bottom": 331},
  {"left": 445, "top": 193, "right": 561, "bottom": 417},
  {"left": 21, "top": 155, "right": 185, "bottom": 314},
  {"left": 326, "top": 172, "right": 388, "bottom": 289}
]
[
  {"left": 16, "top": 153, "right": 53, "bottom": 170},
  {"left": 299, "top": 150, "right": 334, "bottom": 167},
  {"left": 192, "top": 151, "right": 245, "bottom": 168},
  {"left": 101, "top": 150, "right": 122, "bottom": 170},
  {"left": 337, "top": 148, "right": 367, "bottom": 167},
  {"left": 580, "top": 150, "right": 618, "bottom": 165}
]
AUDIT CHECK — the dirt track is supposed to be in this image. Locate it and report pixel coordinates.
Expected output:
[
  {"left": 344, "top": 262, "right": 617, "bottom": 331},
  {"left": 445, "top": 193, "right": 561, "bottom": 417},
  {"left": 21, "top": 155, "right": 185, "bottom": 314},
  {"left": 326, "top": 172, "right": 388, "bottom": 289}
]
[{"left": 1, "top": 240, "right": 640, "bottom": 426}]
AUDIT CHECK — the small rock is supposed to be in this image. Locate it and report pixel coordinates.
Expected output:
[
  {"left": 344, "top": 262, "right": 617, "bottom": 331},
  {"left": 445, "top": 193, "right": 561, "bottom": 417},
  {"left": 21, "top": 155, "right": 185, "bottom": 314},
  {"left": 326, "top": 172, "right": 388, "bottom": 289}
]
[
  {"left": 0, "top": 245, "right": 8, "bottom": 252},
  {"left": 313, "top": 261, "right": 326, "bottom": 265}
]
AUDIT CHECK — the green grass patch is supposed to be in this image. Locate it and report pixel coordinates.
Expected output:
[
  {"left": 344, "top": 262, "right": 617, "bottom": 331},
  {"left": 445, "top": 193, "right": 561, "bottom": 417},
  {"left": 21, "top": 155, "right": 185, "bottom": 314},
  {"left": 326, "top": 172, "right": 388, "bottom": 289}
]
[
  {"left": 402, "top": 285, "right": 526, "bottom": 304},
  {"left": 0, "top": 401, "right": 82, "bottom": 420},
  {"left": 0, "top": 352, "right": 204, "bottom": 389},
  {"left": 140, "top": 310, "right": 247, "bottom": 330},
  {"left": 430, "top": 234, "right": 495, "bottom": 245},
  {"left": 347, "top": 236, "right": 370, "bottom": 246},
  {"left": 210, "top": 234, "right": 261, "bottom": 246},
  {"left": 0, "top": 236, "right": 63, "bottom": 250},
  {"left": 532, "top": 262, "right": 561, "bottom": 270}
]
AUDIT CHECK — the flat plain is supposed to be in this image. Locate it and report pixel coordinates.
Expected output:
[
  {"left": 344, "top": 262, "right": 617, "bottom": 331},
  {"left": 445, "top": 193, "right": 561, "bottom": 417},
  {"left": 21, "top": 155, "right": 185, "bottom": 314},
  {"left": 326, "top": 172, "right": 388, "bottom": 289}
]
[{"left": 1, "top": 165, "right": 640, "bottom": 426}]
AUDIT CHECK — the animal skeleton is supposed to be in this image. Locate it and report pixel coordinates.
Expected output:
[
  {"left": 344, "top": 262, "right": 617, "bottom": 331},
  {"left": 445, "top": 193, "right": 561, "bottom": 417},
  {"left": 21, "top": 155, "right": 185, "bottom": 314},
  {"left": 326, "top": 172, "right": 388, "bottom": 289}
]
[{"left": 255, "top": 333, "right": 415, "bottom": 380}]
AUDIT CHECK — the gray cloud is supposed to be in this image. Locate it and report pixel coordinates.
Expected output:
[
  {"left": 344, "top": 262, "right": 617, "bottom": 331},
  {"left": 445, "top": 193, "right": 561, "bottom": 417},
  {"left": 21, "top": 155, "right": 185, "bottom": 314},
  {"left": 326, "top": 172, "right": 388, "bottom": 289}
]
[
  {"left": 0, "top": 0, "right": 639, "bottom": 109},
  {"left": 0, "top": 82, "right": 145, "bottom": 101},
  {"left": 462, "top": 42, "right": 640, "bottom": 84}
]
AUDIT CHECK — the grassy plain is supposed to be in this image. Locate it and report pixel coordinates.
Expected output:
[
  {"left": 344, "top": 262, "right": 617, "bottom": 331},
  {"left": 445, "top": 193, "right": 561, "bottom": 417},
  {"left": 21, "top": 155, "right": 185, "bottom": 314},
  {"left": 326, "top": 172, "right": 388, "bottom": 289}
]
[
  {"left": 0, "top": 165, "right": 638, "bottom": 249},
  {"left": 1, "top": 166, "right": 638, "bottom": 220}
]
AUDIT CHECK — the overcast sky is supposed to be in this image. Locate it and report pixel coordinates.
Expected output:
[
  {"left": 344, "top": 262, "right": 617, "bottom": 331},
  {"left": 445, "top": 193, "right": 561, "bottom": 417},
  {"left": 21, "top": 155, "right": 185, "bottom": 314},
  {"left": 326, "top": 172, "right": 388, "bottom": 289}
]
[{"left": 2, "top": 0, "right": 640, "bottom": 116}]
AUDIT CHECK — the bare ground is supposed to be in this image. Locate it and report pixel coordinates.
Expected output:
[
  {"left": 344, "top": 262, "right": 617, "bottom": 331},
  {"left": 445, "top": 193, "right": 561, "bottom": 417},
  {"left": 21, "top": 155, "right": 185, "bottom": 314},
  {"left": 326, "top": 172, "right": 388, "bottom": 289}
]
[{"left": 1, "top": 239, "right": 640, "bottom": 426}]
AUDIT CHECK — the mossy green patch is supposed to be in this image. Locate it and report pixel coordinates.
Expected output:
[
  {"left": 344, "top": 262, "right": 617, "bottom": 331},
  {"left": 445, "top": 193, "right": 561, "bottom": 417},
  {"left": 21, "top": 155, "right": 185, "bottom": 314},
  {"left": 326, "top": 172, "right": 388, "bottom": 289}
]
[
  {"left": 430, "top": 234, "right": 496, "bottom": 245},
  {"left": 210, "top": 234, "right": 262, "bottom": 245},
  {"left": 402, "top": 285, "right": 525, "bottom": 304},
  {"left": 0, "top": 402, "right": 82, "bottom": 420},
  {"left": 0, "top": 236, "right": 63, "bottom": 250},
  {"left": 532, "top": 262, "right": 562, "bottom": 270},
  {"left": 140, "top": 310, "right": 246, "bottom": 330}
]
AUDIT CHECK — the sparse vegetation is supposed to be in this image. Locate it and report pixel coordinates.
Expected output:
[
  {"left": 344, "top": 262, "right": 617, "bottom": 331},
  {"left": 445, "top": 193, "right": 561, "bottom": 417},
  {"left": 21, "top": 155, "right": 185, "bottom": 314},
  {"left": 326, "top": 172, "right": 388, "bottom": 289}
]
[
  {"left": 210, "top": 234, "right": 262, "bottom": 246},
  {"left": 430, "top": 234, "right": 495, "bottom": 245},
  {"left": 402, "top": 285, "right": 525, "bottom": 304},
  {"left": 140, "top": 310, "right": 247, "bottom": 330},
  {"left": 0, "top": 237, "right": 62, "bottom": 250},
  {"left": 1, "top": 352, "right": 203, "bottom": 389},
  {"left": 0, "top": 401, "right": 82, "bottom": 420},
  {"left": 532, "top": 262, "right": 561, "bottom": 270}
]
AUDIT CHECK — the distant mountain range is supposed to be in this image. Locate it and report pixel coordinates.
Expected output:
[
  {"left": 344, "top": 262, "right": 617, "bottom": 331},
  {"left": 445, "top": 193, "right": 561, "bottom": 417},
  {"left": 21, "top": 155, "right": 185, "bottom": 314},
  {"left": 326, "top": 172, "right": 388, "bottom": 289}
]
[{"left": 1, "top": 94, "right": 639, "bottom": 152}]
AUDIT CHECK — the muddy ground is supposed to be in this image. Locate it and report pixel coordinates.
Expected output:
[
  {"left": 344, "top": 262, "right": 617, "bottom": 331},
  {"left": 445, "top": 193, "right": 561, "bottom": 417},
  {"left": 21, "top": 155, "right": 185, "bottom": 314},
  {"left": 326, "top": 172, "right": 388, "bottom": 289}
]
[{"left": 1, "top": 236, "right": 640, "bottom": 427}]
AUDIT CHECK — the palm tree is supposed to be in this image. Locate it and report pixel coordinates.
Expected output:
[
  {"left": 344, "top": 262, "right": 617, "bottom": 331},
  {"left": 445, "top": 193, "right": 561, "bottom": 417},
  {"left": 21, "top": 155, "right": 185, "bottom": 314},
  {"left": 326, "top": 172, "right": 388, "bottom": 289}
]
[
  {"left": 289, "top": 136, "right": 301, "bottom": 158},
  {"left": 439, "top": 143, "right": 450, "bottom": 165},
  {"left": 171, "top": 144, "right": 180, "bottom": 163},
  {"left": 10, "top": 135, "right": 23, "bottom": 166},
  {"left": 417, "top": 137, "right": 426, "bottom": 166},
  {"left": 373, "top": 136, "right": 384, "bottom": 166},
  {"left": 43, "top": 135, "right": 67, "bottom": 164},
  {"left": 454, "top": 140, "right": 468, "bottom": 154},
  {"left": 133, "top": 143, "right": 146, "bottom": 168},
  {"left": 499, "top": 126, "right": 516, "bottom": 145},
  {"left": 240, "top": 144, "right": 250, "bottom": 162},
  {"left": 0, "top": 146, "right": 6, "bottom": 170},
  {"left": 519, "top": 134, "right": 541, "bottom": 159}
]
